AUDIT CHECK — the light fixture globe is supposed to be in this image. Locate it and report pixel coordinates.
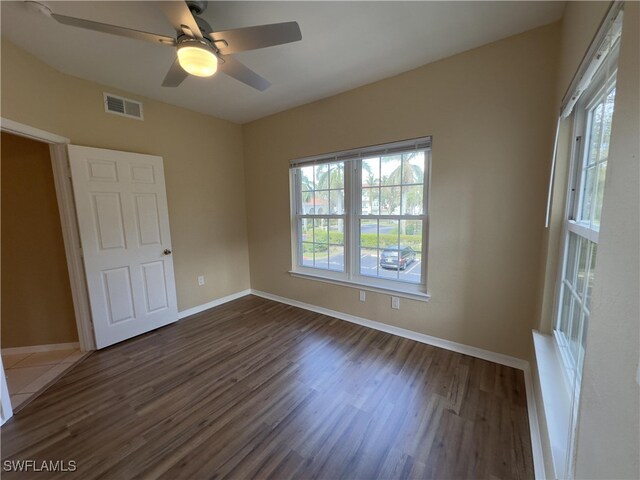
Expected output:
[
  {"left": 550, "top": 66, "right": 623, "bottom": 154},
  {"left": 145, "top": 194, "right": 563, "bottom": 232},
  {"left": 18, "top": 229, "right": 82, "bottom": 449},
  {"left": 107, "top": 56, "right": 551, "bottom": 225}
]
[{"left": 177, "top": 40, "right": 218, "bottom": 77}]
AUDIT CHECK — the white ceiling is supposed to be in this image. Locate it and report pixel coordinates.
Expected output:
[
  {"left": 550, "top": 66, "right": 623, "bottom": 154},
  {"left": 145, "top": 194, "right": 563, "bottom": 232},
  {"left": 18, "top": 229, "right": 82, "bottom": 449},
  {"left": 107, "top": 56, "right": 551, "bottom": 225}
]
[{"left": 1, "top": 1, "right": 565, "bottom": 124}]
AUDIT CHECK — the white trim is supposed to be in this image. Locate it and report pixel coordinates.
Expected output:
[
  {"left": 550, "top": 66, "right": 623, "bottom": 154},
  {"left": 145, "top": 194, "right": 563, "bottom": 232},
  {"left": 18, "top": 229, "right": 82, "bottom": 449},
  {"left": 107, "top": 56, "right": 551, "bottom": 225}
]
[
  {"left": 251, "top": 289, "right": 526, "bottom": 368},
  {"left": 0, "top": 117, "right": 70, "bottom": 144},
  {"left": 545, "top": 118, "right": 561, "bottom": 228},
  {"left": 523, "top": 362, "right": 546, "bottom": 480},
  {"left": 0, "top": 119, "right": 95, "bottom": 352},
  {"left": 177, "top": 289, "right": 252, "bottom": 319},
  {"left": 1, "top": 343, "right": 80, "bottom": 355},
  {"left": 289, "top": 271, "right": 430, "bottom": 302},
  {"left": 0, "top": 356, "right": 13, "bottom": 426},
  {"left": 566, "top": 221, "right": 599, "bottom": 243},
  {"left": 289, "top": 136, "right": 432, "bottom": 167},
  {"left": 251, "top": 289, "right": 544, "bottom": 476},
  {"left": 49, "top": 145, "right": 96, "bottom": 351},
  {"left": 559, "top": 3, "right": 623, "bottom": 117},
  {"left": 250, "top": 289, "right": 544, "bottom": 478},
  {"left": 147, "top": 287, "right": 545, "bottom": 477},
  {"left": 533, "top": 330, "right": 573, "bottom": 479}
]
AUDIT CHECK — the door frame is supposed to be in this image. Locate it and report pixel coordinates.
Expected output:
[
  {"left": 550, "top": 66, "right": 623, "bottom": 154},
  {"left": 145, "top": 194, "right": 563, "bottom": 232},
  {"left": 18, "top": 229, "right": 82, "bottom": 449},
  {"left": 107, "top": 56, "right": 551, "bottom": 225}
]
[
  {"left": 0, "top": 354, "right": 12, "bottom": 425},
  {"left": 1, "top": 118, "right": 96, "bottom": 351}
]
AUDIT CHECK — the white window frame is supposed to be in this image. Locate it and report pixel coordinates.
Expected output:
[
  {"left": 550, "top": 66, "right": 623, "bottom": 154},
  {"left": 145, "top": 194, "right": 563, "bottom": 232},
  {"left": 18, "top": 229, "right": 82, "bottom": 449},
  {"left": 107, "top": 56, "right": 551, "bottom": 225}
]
[
  {"left": 289, "top": 137, "right": 431, "bottom": 301},
  {"left": 538, "top": 6, "right": 622, "bottom": 479},
  {"left": 553, "top": 53, "right": 619, "bottom": 383},
  {"left": 552, "top": 53, "right": 619, "bottom": 480}
]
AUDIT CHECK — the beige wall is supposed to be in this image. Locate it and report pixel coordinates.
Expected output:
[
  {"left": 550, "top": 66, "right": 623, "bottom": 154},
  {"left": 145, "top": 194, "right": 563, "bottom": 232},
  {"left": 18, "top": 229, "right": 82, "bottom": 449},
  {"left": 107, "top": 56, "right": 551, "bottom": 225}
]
[
  {"left": 574, "top": 2, "right": 639, "bottom": 477},
  {"left": 1, "top": 132, "right": 78, "bottom": 347},
  {"left": 242, "top": 23, "right": 560, "bottom": 360},
  {"left": 0, "top": 39, "right": 250, "bottom": 313}
]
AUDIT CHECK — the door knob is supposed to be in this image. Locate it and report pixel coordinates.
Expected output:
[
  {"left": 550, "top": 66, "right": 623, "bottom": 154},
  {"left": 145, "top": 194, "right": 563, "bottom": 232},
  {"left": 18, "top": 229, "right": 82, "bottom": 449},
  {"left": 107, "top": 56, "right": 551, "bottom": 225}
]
[{"left": 163, "top": 249, "right": 172, "bottom": 255}]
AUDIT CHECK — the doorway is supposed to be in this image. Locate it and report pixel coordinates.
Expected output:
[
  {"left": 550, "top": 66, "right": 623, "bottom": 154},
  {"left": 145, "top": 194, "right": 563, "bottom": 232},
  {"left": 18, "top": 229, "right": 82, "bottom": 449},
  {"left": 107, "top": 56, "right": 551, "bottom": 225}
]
[
  {"left": 1, "top": 131, "right": 88, "bottom": 412},
  {"left": 1, "top": 119, "right": 179, "bottom": 424}
]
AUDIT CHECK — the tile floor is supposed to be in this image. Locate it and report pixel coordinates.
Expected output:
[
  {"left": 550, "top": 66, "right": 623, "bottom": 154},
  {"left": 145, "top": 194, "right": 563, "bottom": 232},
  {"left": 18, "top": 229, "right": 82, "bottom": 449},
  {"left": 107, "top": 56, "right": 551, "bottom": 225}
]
[{"left": 2, "top": 348, "right": 86, "bottom": 411}]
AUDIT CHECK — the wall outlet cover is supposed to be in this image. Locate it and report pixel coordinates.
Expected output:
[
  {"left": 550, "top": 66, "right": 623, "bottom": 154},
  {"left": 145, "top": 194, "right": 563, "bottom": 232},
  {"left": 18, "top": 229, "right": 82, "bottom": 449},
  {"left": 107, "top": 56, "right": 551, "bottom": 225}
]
[{"left": 391, "top": 297, "right": 400, "bottom": 309}]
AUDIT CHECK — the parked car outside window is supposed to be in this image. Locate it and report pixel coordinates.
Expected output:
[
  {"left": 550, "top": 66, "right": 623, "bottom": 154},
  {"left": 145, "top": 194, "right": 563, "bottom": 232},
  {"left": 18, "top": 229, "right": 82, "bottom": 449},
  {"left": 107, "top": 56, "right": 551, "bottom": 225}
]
[{"left": 380, "top": 246, "right": 416, "bottom": 270}]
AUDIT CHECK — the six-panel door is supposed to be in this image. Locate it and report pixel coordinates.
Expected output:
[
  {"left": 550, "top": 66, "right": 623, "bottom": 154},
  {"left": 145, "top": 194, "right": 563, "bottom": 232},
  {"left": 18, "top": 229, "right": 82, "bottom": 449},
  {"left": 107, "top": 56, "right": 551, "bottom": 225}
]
[{"left": 68, "top": 145, "right": 178, "bottom": 349}]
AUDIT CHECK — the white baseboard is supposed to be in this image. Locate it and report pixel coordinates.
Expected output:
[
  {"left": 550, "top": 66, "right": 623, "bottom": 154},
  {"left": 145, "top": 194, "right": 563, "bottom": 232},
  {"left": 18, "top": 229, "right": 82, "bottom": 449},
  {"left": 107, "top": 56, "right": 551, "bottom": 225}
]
[
  {"left": 251, "top": 289, "right": 527, "bottom": 369},
  {"left": 523, "top": 362, "right": 545, "bottom": 479},
  {"left": 178, "top": 289, "right": 252, "bottom": 319},
  {"left": 250, "top": 289, "right": 544, "bottom": 479},
  {"left": 173, "top": 287, "right": 544, "bottom": 478},
  {"left": 1, "top": 342, "right": 80, "bottom": 355}
]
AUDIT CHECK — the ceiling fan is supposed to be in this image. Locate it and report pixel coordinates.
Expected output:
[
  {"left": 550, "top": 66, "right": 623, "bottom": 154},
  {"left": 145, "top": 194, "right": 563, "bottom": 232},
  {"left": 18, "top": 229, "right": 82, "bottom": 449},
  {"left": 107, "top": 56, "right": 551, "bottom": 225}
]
[{"left": 25, "top": 0, "right": 302, "bottom": 91}]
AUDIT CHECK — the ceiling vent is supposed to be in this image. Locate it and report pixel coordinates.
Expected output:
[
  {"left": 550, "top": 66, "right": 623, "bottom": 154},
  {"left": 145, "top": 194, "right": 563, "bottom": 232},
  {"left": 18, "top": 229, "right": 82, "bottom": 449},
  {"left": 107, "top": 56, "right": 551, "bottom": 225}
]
[{"left": 103, "top": 93, "right": 144, "bottom": 120}]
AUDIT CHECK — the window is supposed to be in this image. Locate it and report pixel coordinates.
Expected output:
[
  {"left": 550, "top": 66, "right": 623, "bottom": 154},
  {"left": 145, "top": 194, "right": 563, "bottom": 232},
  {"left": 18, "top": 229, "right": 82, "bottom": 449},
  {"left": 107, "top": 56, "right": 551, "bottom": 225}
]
[
  {"left": 555, "top": 42, "right": 619, "bottom": 378},
  {"left": 543, "top": 7, "right": 622, "bottom": 480},
  {"left": 290, "top": 138, "right": 431, "bottom": 298},
  {"left": 298, "top": 162, "right": 346, "bottom": 271}
]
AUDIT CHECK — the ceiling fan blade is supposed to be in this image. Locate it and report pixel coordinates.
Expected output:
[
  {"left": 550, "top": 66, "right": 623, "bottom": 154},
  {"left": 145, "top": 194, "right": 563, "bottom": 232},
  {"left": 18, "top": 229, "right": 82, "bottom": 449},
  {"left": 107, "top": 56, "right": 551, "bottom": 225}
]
[
  {"left": 210, "top": 22, "right": 302, "bottom": 55},
  {"left": 218, "top": 56, "right": 271, "bottom": 91},
  {"left": 161, "top": 58, "right": 189, "bottom": 87},
  {"left": 51, "top": 13, "right": 176, "bottom": 46},
  {"left": 156, "top": 1, "right": 203, "bottom": 39}
]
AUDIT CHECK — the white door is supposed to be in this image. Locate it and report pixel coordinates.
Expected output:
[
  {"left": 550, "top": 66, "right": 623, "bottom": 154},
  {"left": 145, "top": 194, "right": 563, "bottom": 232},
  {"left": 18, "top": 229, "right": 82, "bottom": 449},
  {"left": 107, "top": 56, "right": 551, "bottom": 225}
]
[{"left": 68, "top": 146, "right": 178, "bottom": 349}]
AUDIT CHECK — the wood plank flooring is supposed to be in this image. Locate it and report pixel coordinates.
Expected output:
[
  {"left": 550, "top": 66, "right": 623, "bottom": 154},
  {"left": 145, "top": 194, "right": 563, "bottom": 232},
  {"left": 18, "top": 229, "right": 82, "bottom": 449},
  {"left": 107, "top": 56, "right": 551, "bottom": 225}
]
[{"left": 1, "top": 295, "right": 533, "bottom": 479}]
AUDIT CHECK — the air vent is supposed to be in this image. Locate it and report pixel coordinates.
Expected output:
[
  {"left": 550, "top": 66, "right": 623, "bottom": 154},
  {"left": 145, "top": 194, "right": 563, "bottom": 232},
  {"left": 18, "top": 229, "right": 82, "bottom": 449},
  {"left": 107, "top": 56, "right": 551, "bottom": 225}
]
[{"left": 103, "top": 93, "right": 144, "bottom": 120}]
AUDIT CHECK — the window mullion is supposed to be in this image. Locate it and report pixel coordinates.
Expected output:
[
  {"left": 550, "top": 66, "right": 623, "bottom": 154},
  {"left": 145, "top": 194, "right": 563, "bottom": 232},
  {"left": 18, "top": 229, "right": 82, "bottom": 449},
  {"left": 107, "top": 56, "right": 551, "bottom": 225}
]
[
  {"left": 346, "top": 160, "right": 356, "bottom": 281},
  {"left": 376, "top": 214, "right": 380, "bottom": 278},
  {"left": 588, "top": 99, "right": 608, "bottom": 225},
  {"left": 594, "top": 97, "right": 607, "bottom": 167},
  {"left": 293, "top": 170, "right": 301, "bottom": 268},
  {"left": 294, "top": 170, "right": 300, "bottom": 216},
  {"left": 554, "top": 233, "right": 569, "bottom": 331},
  {"left": 569, "top": 135, "right": 583, "bottom": 221}
]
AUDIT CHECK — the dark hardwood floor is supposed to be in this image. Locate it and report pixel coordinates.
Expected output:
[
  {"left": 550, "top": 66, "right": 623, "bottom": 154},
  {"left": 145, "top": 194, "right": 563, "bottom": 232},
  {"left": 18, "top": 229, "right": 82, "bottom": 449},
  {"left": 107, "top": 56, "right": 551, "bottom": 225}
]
[{"left": 1, "top": 295, "right": 533, "bottom": 479}]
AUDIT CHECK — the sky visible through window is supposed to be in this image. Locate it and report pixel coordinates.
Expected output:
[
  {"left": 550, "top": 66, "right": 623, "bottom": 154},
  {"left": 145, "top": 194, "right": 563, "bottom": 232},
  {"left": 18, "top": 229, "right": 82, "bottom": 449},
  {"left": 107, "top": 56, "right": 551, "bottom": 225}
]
[{"left": 298, "top": 152, "right": 426, "bottom": 285}]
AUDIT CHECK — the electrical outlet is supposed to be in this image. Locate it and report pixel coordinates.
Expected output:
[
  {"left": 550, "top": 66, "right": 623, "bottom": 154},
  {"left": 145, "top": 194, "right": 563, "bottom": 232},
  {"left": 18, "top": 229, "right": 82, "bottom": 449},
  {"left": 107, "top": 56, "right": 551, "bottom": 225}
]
[
  {"left": 197, "top": 275, "right": 205, "bottom": 286},
  {"left": 359, "top": 290, "right": 366, "bottom": 302},
  {"left": 391, "top": 296, "right": 400, "bottom": 309}
]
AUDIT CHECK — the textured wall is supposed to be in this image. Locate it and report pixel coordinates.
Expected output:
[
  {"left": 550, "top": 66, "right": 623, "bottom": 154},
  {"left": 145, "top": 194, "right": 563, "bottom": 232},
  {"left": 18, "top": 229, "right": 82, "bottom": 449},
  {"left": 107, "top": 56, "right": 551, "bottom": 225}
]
[
  {"left": 242, "top": 23, "right": 560, "bottom": 360},
  {"left": 0, "top": 40, "right": 251, "bottom": 313}
]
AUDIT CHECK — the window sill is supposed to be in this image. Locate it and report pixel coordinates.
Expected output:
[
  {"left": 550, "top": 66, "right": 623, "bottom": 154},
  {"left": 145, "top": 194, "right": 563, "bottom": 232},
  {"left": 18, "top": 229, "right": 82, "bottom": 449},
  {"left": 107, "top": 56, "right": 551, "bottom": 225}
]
[
  {"left": 532, "top": 330, "right": 572, "bottom": 479},
  {"left": 288, "top": 270, "right": 431, "bottom": 302}
]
